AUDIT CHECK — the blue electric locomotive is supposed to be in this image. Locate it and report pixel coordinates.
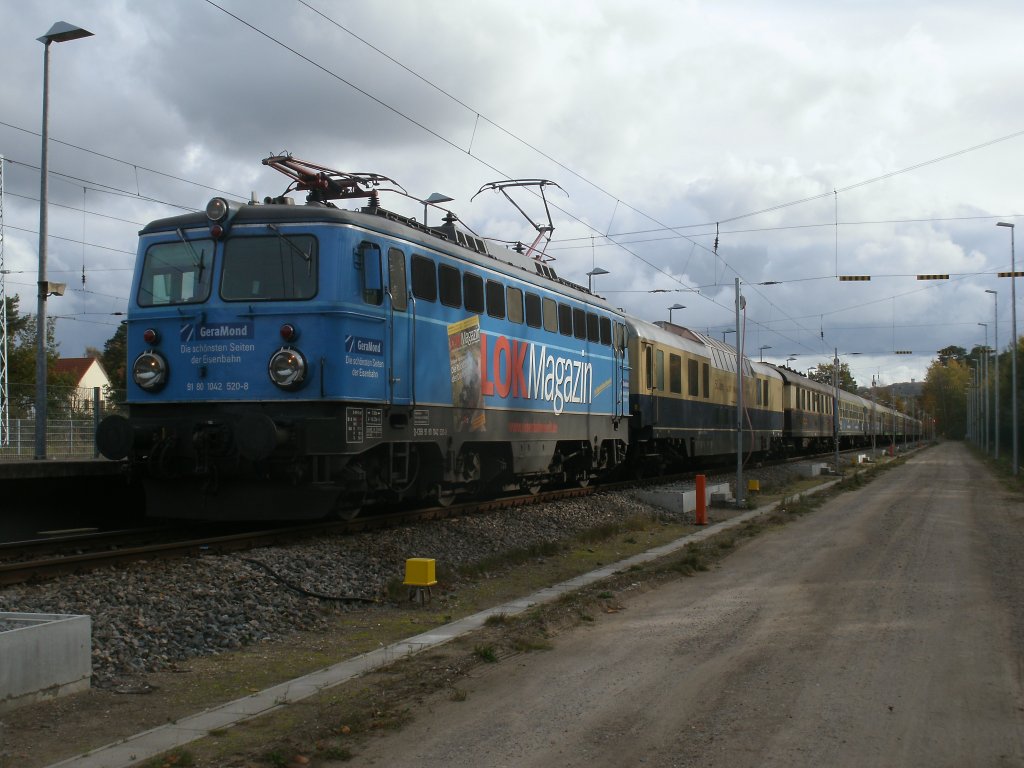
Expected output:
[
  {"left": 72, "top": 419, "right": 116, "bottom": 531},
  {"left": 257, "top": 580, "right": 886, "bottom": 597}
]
[{"left": 97, "top": 156, "right": 631, "bottom": 519}]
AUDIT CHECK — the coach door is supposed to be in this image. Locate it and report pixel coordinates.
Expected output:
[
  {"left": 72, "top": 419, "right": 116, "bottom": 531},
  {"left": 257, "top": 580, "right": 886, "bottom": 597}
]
[{"left": 386, "top": 247, "right": 412, "bottom": 406}]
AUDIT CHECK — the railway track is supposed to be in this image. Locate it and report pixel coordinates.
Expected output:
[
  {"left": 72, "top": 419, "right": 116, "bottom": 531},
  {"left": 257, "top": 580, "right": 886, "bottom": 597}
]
[
  {"left": 0, "top": 484, "right": 597, "bottom": 586},
  {"left": 0, "top": 444, "right": 905, "bottom": 586}
]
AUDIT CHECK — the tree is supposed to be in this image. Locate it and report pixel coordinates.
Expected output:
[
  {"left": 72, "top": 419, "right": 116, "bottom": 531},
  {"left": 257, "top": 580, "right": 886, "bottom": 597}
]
[
  {"left": 937, "top": 345, "right": 967, "bottom": 366},
  {"left": 100, "top": 321, "right": 127, "bottom": 404},
  {"left": 807, "top": 359, "right": 858, "bottom": 393},
  {"left": 922, "top": 358, "right": 969, "bottom": 438},
  {"left": 2, "top": 294, "right": 76, "bottom": 417}
]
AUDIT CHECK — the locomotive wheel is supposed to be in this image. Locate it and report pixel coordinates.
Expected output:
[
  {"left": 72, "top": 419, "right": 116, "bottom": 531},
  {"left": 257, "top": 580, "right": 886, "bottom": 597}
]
[{"left": 526, "top": 482, "right": 542, "bottom": 496}]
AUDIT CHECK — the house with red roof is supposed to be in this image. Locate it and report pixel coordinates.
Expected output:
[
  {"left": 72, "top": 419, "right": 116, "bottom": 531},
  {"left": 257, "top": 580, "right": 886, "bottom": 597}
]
[{"left": 53, "top": 357, "right": 113, "bottom": 413}]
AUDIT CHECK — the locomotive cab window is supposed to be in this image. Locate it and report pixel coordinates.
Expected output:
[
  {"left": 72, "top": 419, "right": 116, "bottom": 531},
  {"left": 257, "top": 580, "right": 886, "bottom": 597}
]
[
  {"left": 221, "top": 234, "right": 318, "bottom": 302},
  {"left": 600, "top": 316, "right": 612, "bottom": 346},
  {"left": 138, "top": 238, "right": 215, "bottom": 306}
]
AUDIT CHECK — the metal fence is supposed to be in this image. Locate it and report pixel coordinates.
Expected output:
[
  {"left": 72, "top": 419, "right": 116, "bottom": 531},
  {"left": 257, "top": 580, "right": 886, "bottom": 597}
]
[{"left": 0, "top": 386, "right": 126, "bottom": 460}]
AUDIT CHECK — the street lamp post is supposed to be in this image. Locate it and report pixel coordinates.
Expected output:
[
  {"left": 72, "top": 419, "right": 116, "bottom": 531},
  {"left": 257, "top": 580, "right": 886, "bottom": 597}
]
[
  {"left": 586, "top": 267, "right": 609, "bottom": 293},
  {"left": 35, "top": 21, "right": 93, "bottom": 460},
  {"left": 968, "top": 359, "right": 979, "bottom": 445},
  {"left": 759, "top": 345, "right": 772, "bottom": 362},
  {"left": 997, "top": 222, "right": 1017, "bottom": 474},
  {"left": 979, "top": 323, "right": 989, "bottom": 453},
  {"left": 722, "top": 328, "right": 736, "bottom": 344},
  {"left": 986, "top": 289, "right": 999, "bottom": 460},
  {"left": 667, "top": 303, "right": 685, "bottom": 324}
]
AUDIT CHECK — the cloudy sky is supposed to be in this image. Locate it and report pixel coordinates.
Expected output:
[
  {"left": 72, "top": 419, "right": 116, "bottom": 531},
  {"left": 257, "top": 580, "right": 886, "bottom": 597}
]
[{"left": 2, "top": 0, "right": 1023, "bottom": 388}]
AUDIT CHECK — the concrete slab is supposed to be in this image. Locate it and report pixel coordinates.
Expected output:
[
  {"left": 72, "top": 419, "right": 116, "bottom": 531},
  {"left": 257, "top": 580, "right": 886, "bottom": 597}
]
[{"left": 0, "top": 612, "right": 91, "bottom": 712}]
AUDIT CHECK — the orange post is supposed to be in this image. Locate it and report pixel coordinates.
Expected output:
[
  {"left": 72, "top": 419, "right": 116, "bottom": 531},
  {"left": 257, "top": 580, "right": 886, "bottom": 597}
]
[{"left": 695, "top": 474, "right": 707, "bottom": 526}]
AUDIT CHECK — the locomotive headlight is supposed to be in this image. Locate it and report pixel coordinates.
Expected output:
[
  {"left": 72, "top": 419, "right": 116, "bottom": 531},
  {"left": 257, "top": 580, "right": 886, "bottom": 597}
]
[
  {"left": 268, "top": 347, "right": 307, "bottom": 390},
  {"left": 132, "top": 351, "right": 168, "bottom": 391},
  {"left": 206, "top": 197, "right": 230, "bottom": 222}
]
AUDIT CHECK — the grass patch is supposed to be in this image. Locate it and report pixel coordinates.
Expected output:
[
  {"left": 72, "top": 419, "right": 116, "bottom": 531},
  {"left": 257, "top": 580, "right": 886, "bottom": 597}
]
[{"left": 473, "top": 644, "right": 498, "bottom": 663}]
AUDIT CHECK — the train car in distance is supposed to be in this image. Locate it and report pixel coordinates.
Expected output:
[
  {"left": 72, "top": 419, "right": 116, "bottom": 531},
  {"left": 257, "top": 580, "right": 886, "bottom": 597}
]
[
  {"left": 97, "top": 156, "right": 631, "bottom": 519},
  {"left": 626, "top": 319, "right": 784, "bottom": 471}
]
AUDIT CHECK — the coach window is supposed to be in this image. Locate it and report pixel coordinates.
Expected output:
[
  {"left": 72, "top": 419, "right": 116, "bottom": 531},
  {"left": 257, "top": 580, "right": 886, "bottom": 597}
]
[
  {"left": 586, "top": 312, "right": 600, "bottom": 342},
  {"left": 703, "top": 363, "right": 710, "bottom": 398},
  {"left": 507, "top": 286, "right": 524, "bottom": 324},
  {"left": 763, "top": 380, "right": 769, "bottom": 407},
  {"left": 655, "top": 349, "right": 665, "bottom": 391},
  {"left": 756, "top": 378, "right": 763, "bottom": 405},
  {"left": 486, "top": 280, "right": 506, "bottom": 319},
  {"left": 410, "top": 255, "right": 437, "bottom": 302},
  {"left": 558, "top": 303, "right": 573, "bottom": 336},
  {"left": 669, "top": 354, "right": 682, "bottom": 394},
  {"left": 525, "top": 292, "right": 542, "bottom": 327},
  {"left": 573, "top": 308, "right": 587, "bottom": 340},
  {"left": 543, "top": 297, "right": 559, "bottom": 333},
  {"left": 387, "top": 248, "right": 408, "bottom": 311},
  {"left": 439, "top": 264, "right": 461, "bottom": 308},
  {"left": 644, "top": 346, "right": 653, "bottom": 390},
  {"left": 463, "top": 273, "right": 484, "bottom": 313},
  {"left": 599, "top": 316, "right": 611, "bottom": 346},
  {"left": 688, "top": 359, "right": 699, "bottom": 397}
]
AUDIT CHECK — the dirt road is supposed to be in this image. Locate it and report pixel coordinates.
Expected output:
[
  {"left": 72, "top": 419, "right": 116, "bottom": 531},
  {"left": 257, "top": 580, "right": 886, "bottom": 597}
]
[{"left": 346, "top": 443, "right": 1024, "bottom": 767}]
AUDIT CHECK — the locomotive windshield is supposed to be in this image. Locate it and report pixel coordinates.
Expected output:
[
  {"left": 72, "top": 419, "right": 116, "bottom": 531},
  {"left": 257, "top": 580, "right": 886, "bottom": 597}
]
[
  {"left": 138, "top": 239, "right": 214, "bottom": 306},
  {"left": 221, "top": 234, "right": 318, "bottom": 301}
]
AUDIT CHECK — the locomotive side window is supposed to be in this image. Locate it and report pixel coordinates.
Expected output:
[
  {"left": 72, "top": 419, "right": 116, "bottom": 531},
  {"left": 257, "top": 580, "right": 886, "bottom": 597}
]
[
  {"left": 486, "top": 280, "right": 505, "bottom": 319},
  {"left": 411, "top": 255, "right": 437, "bottom": 302},
  {"left": 507, "top": 286, "right": 524, "bottom": 324},
  {"left": 586, "top": 312, "right": 599, "bottom": 342},
  {"left": 669, "top": 354, "right": 682, "bottom": 394},
  {"left": 439, "top": 264, "right": 461, "bottom": 308},
  {"left": 688, "top": 359, "right": 699, "bottom": 397},
  {"left": 525, "top": 292, "right": 542, "bottom": 328},
  {"left": 221, "top": 234, "right": 318, "bottom": 302},
  {"left": 138, "top": 238, "right": 214, "bottom": 306},
  {"left": 558, "top": 303, "right": 573, "bottom": 336},
  {"left": 600, "top": 316, "right": 611, "bottom": 346},
  {"left": 388, "top": 248, "right": 408, "bottom": 311},
  {"left": 543, "top": 298, "right": 558, "bottom": 332},
  {"left": 572, "top": 308, "right": 587, "bottom": 339},
  {"left": 463, "top": 273, "right": 484, "bottom": 313}
]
